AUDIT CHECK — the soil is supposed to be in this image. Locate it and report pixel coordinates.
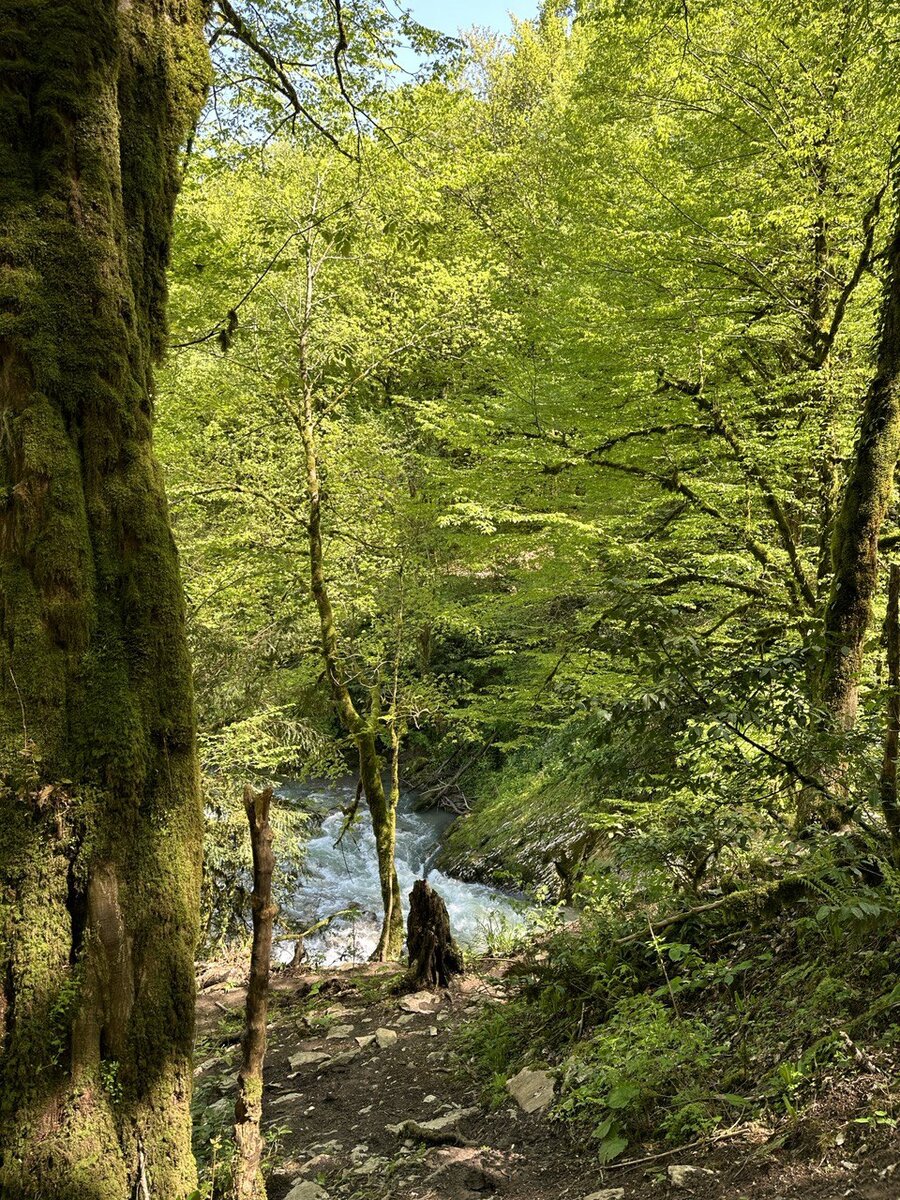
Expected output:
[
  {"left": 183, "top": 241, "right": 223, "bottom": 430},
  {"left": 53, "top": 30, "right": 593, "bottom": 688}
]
[{"left": 193, "top": 962, "right": 900, "bottom": 1200}]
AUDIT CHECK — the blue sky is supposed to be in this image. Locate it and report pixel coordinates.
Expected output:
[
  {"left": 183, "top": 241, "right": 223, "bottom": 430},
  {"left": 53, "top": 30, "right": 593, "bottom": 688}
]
[{"left": 406, "top": 0, "right": 537, "bottom": 36}]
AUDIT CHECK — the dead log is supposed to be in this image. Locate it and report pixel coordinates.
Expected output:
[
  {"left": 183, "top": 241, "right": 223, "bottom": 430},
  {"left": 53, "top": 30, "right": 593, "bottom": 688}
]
[
  {"left": 232, "top": 785, "right": 277, "bottom": 1200},
  {"left": 405, "top": 879, "right": 463, "bottom": 990}
]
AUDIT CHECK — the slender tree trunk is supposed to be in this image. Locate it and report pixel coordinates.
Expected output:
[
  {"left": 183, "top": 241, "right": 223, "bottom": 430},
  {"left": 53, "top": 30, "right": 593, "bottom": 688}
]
[
  {"left": 881, "top": 565, "right": 900, "bottom": 858},
  {"left": 806, "top": 186, "right": 900, "bottom": 825},
  {"left": 0, "top": 1, "right": 210, "bottom": 1195},
  {"left": 233, "top": 786, "right": 276, "bottom": 1200},
  {"left": 361, "top": 730, "right": 403, "bottom": 961},
  {"left": 293, "top": 242, "right": 403, "bottom": 959}
]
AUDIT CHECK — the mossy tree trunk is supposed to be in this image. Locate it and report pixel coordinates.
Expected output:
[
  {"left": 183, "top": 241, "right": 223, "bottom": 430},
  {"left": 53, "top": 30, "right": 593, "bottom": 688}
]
[
  {"left": 808, "top": 185, "right": 900, "bottom": 826},
  {"left": 0, "top": 1, "right": 210, "bottom": 1196},
  {"left": 881, "top": 564, "right": 900, "bottom": 859}
]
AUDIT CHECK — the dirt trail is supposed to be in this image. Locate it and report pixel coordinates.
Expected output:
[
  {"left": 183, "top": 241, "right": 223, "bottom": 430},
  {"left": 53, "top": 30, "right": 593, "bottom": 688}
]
[{"left": 193, "top": 963, "right": 899, "bottom": 1200}]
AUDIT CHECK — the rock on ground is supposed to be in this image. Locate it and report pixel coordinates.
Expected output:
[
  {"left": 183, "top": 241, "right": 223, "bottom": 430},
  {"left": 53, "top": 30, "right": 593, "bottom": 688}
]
[
  {"left": 505, "top": 1066, "right": 555, "bottom": 1113},
  {"left": 399, "top": 990, "right": 444, "bottom": 1015},
  {"left": 289, "top": 1051, "right": 330, "bottom": 1069},
  {"left": 668, "top": 1164, "right": 715, "bottom": 1187},
  {"left": 284, "top": 1181, "right": 330, "bottom": 1200},
  {"left": 426, "top": 1146, "right": 508, "bottom": 1197}
]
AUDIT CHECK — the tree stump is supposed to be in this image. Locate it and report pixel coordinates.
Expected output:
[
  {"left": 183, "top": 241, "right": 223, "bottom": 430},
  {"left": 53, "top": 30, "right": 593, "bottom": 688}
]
[{"left": 405, "top": 879, "right": 463, "bottom": 989}]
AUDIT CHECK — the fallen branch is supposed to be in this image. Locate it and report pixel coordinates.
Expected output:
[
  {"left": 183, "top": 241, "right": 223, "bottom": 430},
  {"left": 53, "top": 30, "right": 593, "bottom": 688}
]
[
  {"left": 614, "top": 875, "right": 812, "bottom": 946},
  {"left": 603, "top": 1123, "right": 748, "bottom": 1171}
]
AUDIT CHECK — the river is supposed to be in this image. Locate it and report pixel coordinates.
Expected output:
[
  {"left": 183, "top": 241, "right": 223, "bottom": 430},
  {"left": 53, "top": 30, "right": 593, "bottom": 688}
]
[{"left": 276, "top": 779, "right": 525, "bottom": 965}]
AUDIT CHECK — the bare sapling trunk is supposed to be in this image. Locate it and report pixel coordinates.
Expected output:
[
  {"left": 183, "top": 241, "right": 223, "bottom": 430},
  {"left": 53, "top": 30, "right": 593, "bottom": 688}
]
[
  {"left": 881, "top": 565, "right": 900, "bottom": 860},
  {"left": 361, "top": 731, "right": 403, "bottom": 960},
  {"left": 233, "top": 786, "right": 277, "bottom": 1200},
  {"left": 405, "top": 880, "right": 463, "bottom": 990}
]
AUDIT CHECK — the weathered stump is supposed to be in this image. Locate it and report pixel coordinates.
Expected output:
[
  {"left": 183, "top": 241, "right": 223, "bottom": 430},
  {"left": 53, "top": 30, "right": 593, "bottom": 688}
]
[{"left": 405, "top": 879, "right": 463, "bottom": 989}]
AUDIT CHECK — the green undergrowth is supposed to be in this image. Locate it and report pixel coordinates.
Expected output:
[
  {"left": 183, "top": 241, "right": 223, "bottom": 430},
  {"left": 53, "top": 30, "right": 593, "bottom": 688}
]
[{"left": 458, "top": 854, "right": 900, "bottom": 1163}]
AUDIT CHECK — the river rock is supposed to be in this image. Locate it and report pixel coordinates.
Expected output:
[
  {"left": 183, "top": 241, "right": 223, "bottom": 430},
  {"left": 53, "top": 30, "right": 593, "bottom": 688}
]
[
  {"left": 400, "top": 990, "right": 443, "bottom": 1015},
  {"left": 375, "top": 1027, "right": 398, "bottom": 1048},
  {"left": 506, "top": 1067, "right": 555, "bottom": 1113}
]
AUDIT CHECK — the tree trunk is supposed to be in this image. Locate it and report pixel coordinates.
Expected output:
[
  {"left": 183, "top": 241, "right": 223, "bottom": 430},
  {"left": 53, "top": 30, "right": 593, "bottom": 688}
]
[
  {"left": 807, "top": 185, "right": 900, "bottom": 824},
  {"left": 359, "top": 733, "right": 404, "bottom": 960},
  {"left": 294, "top": 247, "right": 403, "bottom": 961},
  {"left": 233, "top": 786, "right": 276, "bottom": 1200},
  {"left": 881, "top": 565, "right": 900, "bottom": 859},
  {"left": 405, "top": 880, "right": 463, "bottom": 990},
  {"left": 0, "top": 1, "right": 210, "bottom": 1195}
]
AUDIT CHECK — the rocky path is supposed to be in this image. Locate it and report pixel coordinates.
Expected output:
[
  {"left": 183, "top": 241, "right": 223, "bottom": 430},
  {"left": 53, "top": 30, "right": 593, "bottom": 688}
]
[{"left": 193, "top": 963, "right": 900, "bottom": 1200}]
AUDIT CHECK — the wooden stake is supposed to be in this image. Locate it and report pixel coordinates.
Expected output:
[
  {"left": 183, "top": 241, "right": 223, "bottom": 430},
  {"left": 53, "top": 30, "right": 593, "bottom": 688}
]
[{"left": 232, "top": 785, "right": 276, "bottom": 1200}]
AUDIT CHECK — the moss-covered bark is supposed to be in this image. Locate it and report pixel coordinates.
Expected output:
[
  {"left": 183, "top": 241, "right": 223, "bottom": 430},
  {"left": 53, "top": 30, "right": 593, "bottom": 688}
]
[
  {"left": 809, "top": 187, "right": 900, "bottom": 823},
  {"left": 0, "top": 0, "right": 210, "bottom": 1195}
]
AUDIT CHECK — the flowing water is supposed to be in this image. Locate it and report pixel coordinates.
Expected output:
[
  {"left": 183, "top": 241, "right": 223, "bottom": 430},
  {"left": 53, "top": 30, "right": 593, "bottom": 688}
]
[{"left": 277, "top": 779, "right": 526, "bottom": 965}]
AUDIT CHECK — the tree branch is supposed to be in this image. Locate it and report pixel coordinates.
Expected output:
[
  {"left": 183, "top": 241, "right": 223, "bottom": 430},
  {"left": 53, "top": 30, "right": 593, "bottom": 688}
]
[
  {"left": 215, "top": 0, "right": 356, "bottom": 161},
  {"left": 658, "top": 371, "right": 816, "bottom": 608}
]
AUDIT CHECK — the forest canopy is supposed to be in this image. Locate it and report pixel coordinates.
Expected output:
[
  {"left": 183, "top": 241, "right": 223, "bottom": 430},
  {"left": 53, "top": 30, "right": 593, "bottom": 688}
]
[{"left": 165, "top": 0, "right": 900, "bottom": 905}]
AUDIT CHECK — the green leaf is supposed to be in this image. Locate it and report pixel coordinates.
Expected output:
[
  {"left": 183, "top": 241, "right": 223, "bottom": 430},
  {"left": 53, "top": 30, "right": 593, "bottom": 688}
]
[
  {"left": 606, "top": 1082, "right": 641, "bottom": 1110},
  {"left": 597, "top": 1133, "right": 628, "bottom": 1163}
]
